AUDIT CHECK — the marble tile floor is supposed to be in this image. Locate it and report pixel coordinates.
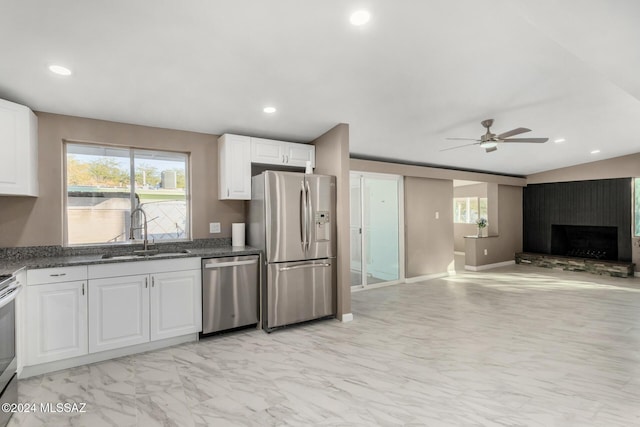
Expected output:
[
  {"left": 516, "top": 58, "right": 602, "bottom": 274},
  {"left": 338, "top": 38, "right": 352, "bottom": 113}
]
[{"left": 8, "top": 263, "right": 640, "bottom": 426}]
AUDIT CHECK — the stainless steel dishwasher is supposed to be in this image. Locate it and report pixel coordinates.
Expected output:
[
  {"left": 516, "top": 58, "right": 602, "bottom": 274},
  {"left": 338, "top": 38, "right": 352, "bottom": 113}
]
[{"left": 201, "top": 255, "right": 259, "bottom": 334}]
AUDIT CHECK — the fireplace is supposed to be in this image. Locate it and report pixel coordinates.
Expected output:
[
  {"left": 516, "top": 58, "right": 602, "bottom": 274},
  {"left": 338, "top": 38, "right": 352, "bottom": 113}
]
[{"left": 550, "top": 225, "right": 618, "bottom": 261}]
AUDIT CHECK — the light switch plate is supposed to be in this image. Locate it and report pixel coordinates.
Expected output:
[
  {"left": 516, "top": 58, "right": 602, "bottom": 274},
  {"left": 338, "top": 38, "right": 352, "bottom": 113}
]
[
  {"left": 484, "top": 249, "right": 488, "bottom": 256},
  {"left": 435, "top": 211, "right": 439, "bottom": 219},
  {"left": 209, "top": 222, "right": 221, "bottom": 233}
]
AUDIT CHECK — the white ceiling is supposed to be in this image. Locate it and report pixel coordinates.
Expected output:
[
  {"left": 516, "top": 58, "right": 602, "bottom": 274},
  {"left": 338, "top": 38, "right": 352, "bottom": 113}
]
[{"left": 1, "top": 0, "right": 639, "bottom": 176}]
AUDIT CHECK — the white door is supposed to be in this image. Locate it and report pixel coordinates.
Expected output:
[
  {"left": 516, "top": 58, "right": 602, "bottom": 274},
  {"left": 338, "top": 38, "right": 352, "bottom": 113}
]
[
  {"left": 150, "top": 269, "right": 202, "bottom": 341},
  {"left": 350, "top": 172, "right": 404, "bottom": 289},
  {"left": 88, "top": 274, "right": 149, "bottom": 353},
  {"left": 251, "top": 137, "right": 285, "bottom": 165},
  {"left": 26, "top": 281, "right": 88, "bottom": 365},
  {"left": 285, "top": 143, "right": 315, "bottom": 167}
]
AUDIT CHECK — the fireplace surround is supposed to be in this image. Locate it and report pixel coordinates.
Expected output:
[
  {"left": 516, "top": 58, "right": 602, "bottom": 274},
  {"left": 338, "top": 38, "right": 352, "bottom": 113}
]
[{"left": 523, "top": 178, "right": 632, "bottom": 262}]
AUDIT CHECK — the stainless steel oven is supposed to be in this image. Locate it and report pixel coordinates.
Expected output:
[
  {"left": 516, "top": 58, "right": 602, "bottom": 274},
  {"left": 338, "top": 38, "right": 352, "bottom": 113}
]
[{"left": 0, "top": 274, "right": 20, "bottom": 427}]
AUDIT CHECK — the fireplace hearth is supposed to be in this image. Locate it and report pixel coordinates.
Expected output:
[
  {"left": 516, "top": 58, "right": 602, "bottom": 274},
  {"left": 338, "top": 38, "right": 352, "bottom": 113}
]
[{"left": 550, "top": 225, "right": 618, "bottom": 261}]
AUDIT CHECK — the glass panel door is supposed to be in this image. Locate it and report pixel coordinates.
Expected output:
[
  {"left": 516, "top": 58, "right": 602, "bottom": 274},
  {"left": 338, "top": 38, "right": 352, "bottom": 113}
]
[
  {"left": 349, "top": 174, "right": 363, "bottom": 287},
  {"left": 350, "top": 172, "right": 402, "bottom": 288}
]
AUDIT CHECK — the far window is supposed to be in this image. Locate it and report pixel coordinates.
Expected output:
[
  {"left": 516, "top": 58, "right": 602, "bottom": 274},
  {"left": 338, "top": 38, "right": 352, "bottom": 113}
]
[
  {"left": 453, "top": 197, "right": 488, "bottom": 224},
  {"left": 65, "top": 143, "right": 189, "bottom": 245},
  {"left": 635, "top": 178, "right": 640, "bottom": 236}
]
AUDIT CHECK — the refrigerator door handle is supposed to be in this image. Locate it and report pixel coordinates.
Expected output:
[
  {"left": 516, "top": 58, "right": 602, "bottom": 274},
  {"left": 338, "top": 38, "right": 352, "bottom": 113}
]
[
  {"left": 306, "top": 180, "right": 312, "bottom": 251},
  {"left": 279, "top": 263, "right": 331, "bottom": 272},
  {"left": 300, "top": 180, "right": 307, "bottom": 250}
]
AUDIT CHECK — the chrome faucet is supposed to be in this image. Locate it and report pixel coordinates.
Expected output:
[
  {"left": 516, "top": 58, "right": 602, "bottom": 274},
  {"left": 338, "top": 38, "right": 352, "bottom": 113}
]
[{"left": 129, "top": 207, "right": 154, "bottom": 253}]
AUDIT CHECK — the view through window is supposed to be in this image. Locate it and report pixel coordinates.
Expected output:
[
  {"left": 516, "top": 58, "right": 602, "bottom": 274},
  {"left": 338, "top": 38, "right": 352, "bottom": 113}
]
[
  {"left": 453, "top": 197, "right": 488, "bottom": 224},
  {"left": 66, "top": 143, "right": 189, "bottom": 245}
]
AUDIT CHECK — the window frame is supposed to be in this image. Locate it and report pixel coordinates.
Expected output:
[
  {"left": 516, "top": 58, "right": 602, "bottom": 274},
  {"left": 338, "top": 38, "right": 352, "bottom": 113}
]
[
  {"left": 63, "top": 141, "right": 191, "bottom": 247},
  {"left": 453, "top": 196, "right": 488, "bottom": 224}
]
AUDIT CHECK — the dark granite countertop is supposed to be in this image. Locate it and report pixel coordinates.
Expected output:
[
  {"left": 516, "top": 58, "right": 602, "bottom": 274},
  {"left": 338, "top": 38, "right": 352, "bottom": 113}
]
[{"left": 0, "top": 239, "right": 261, "bottom": 276}]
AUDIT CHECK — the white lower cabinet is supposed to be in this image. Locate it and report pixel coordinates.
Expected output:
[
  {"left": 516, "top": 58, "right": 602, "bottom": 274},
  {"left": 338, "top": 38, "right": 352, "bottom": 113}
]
[
  {"left": 26, "top": 281, "right": 88, "bottom": 365},
  {"left": 150, "top": 270, "right": 202, "bottom": 341},
  {"left": 88, "top": 268, "right": 202, "bottom": 353},
  {"left": 88, "top": 274, "right": 149, "bottom": 353},
  {"left": 23, "top": 258, "right": 202, "bottom": 373}
]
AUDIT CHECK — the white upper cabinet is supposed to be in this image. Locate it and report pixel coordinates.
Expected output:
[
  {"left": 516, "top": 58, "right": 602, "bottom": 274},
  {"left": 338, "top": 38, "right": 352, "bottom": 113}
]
[
  {"left": 285, "top": 142, "right": 315, "bottom": 168},
  {"left": 0, "top": 98, "right": 38, "bottom": 196},
  {"left": 218, "top": 134, "right": 251, "bottom": 200},
  {"left": 251, "top": 138, "right": 284, "bottom": 165},
  {"left": 218, "top": 133, "right": 316, "bottom": 200},
  {"left": 251, "top": 137, "right": 315, "bottom": 168}
]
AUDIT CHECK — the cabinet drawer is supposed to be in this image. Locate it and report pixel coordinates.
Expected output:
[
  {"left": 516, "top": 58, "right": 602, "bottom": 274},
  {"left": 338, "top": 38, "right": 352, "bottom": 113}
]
[{"left": 27, "top": 265, "right": 88, "bottom": 285}]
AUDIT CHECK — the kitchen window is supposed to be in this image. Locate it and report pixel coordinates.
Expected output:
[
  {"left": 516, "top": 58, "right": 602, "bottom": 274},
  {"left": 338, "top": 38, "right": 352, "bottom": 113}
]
[
  {"left": 65, "top": 143, "right": 189, "bottom": 245},
  {"left": 453, "top": 197, "right": 487, "bottom": 224}
]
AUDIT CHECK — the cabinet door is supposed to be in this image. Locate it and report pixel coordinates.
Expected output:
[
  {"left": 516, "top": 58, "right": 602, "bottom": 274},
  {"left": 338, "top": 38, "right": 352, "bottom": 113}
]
[
  {"left": 218, "top": 134, "right": 251, "bottom": 200},
  {"left": 88, "top": 274, "right": 149, "bottom": 353},
  {"left": 251, "top": 137, "right": 285, "bottom": 165},
  {"left": 0, "top": 99, "right": 38, "bottom": 196},
  {"left": 286, "top": 143, "right": 315, "bottom": 168},
  {"left": 26, "top": 281, "right": 88, "bottom": 365},
  {"left": 150, "top": 269, "right": 202, "bottom": 341}
]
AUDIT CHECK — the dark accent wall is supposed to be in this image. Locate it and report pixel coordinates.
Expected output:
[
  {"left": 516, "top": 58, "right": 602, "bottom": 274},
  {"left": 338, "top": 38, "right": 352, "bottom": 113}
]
[{"left": 523, "top": 178, "right": 632, "bottom": 262}]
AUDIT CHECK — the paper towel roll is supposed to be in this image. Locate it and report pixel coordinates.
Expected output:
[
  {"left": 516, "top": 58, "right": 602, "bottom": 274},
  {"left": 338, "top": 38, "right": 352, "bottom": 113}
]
[{"left": 232, "top": 223, "right": 245, "bottom": 247}]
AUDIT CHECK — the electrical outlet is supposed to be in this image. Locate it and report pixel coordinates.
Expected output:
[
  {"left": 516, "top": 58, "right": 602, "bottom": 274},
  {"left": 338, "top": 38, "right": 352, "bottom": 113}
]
[
  {"left": 209, "top": 222, "right": 221, "bottom": 233},
  {"left": 435, "top": 211, "right": 439, "bottom": 219},
  {"left": 484, "top": 249, "right": 488, "bottom": 256}
]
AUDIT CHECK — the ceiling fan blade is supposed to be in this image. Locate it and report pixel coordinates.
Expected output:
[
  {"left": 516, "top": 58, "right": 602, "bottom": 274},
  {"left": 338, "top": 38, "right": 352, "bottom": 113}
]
[
  {"left": 501, "top": 137, "right": 549, "bottom": 143},
  {"left": 485, "top": 146, "right": 498, "bottom": 153},
  {"left": 439, "top": 142, "right": 480, "bottom": 152},
  {"left": 496, "top": 127, "right": 530, "bottom": 139},
  {"left": 445, "top": 137, "right": 479, "bottom": 141}
]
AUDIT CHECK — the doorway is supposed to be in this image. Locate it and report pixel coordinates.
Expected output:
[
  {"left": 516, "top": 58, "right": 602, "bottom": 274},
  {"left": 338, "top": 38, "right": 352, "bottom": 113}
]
[{"left": 350, "top": 172, "right": 404, "bottom": 289}]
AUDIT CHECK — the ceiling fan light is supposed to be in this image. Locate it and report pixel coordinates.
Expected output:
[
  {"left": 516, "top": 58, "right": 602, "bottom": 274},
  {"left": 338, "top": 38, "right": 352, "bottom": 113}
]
[{"left": 480, "top": 141, "right": 498, "bottom": 149}]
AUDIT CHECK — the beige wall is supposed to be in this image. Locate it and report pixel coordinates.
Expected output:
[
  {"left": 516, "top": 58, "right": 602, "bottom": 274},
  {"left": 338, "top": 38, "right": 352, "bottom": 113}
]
[
  {"left": 465, "top": 185, "right": 523, "bottom": 266},
  {"left": 453, "top": 183, "right": 487, "bottom": 252},
  {"left": 0, "top": 112, "right": 245, "bottom": 247},
  {"left": 526, "top": 151, "right": 640, "bottom": 268},
  {"left": 312, "top": 124, "right": 351, "bottom": 319},
  {"left": 454, "top": 183, "right": 488, "bottom": 198},
  {"left": 527, "top": 152, "right": 640, "bottom": 184},
  {"left": 404, "top": 177, "right": 454, "bottom": 277},
  {"left": 351, "top": 158, "right": 524, "bottom": 276},
  {"left": 351, "top": 158, "right": 526, "bottom": 186}
]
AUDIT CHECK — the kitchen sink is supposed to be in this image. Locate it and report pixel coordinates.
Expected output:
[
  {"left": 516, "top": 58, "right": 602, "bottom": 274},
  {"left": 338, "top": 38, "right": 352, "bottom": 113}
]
[{"left": 101, "top": 249, "right": 191, "bottom": 260}]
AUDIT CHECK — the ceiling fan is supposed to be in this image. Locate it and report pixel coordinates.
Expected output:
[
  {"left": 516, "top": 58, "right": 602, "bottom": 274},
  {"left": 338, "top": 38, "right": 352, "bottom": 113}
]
[{"left": 442, "top": 119, "right": 549, "bottom": 153}]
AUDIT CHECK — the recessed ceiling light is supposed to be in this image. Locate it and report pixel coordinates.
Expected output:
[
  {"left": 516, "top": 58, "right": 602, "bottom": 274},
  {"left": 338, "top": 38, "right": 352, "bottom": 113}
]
[
  {"left": 350, "top": 10, "right": 370, "bottom": 26},
  {"left": 590, "top": 149, "right": 600, "bottom": 154},
  {"left": 554, "top": 138, "right": 566, "bottom": 143},
  {"left": 48, "top": 65, "right": 72, "bottom": 76},
  {"left": 263, "top": 106, "right": 276, "bottom": 114}
]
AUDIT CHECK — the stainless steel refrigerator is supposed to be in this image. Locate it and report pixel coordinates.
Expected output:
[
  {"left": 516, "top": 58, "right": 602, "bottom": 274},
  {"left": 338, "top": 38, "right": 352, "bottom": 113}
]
[{"left": 248, "top": 171, "right": 336, "bottom": 331}]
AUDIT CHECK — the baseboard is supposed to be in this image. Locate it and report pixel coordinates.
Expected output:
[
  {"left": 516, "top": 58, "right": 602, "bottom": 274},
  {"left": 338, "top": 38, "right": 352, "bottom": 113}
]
[
  {"left": 19, "top": 333, "right": 198, "bottom": 379},
  {"left": 405, "top": 272, "right": 451, "bottom": 283},
  {"left": 453, "top": 251, "right": 465, "bottom": 256},
  {"left": 465, "top": 260, "right": 515, "bottom": 271},
  {"left": 341, "top": 313, "right": 354, "bottom": 323}
]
